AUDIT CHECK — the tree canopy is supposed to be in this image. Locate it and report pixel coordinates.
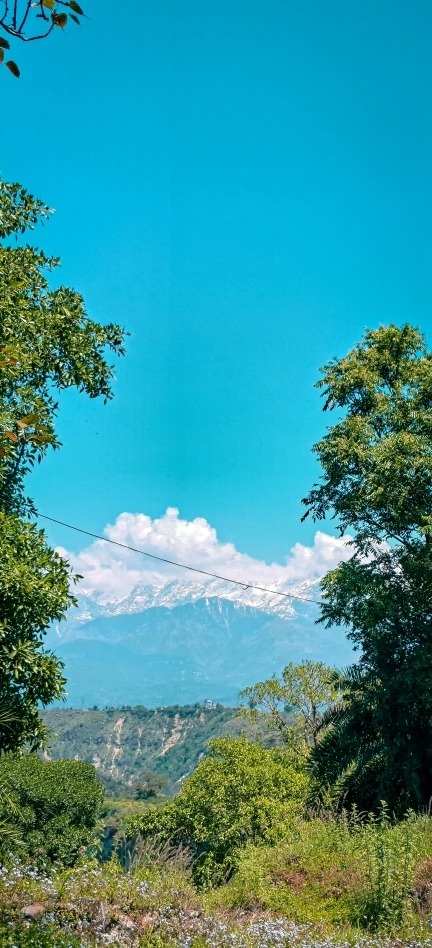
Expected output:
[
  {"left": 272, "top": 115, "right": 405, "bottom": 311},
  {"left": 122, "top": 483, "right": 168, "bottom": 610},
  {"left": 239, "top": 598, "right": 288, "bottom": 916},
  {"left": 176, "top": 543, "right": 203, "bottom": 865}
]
[
  {"left": 0, "top": 177, "right": 125, "bottom": 752},
  {"left": 0, "top": 755, "right": 103, "bottom": 865},
  {"left": 240, "top": 660, "right": 340, "bottom": 748},
  {"left": 0, "top": 179, "right": 125, "bottom": 518},
  {"left": 134, "top": 770, "right": 169, "bottom": 800},
  {"left": 126, "top": 736, "right": 309, "bottom": 887},
  {"left": 303, "top": 325, "right": 432, "bottom": 813}
]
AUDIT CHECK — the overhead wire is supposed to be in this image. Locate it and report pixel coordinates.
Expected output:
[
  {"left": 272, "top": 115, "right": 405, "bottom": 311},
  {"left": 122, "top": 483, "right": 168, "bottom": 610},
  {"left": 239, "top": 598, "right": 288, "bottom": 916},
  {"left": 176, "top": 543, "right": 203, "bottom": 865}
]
[{"left": 37, "top": 513, "right": 321, "bottom": 605}]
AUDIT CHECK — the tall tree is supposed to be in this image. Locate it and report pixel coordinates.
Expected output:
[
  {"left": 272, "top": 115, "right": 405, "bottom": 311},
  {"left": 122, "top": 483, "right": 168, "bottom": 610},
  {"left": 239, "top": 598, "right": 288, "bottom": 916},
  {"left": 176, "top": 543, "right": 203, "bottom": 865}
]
[
  {"left": 0, "top": 177, "right": 125, "bottom": 752},
  {"left": 240, "top": 661, "right": 340, "bottom": 748},
  {"left": 302, "top": 324, "right": 432, "bottom": 813}
]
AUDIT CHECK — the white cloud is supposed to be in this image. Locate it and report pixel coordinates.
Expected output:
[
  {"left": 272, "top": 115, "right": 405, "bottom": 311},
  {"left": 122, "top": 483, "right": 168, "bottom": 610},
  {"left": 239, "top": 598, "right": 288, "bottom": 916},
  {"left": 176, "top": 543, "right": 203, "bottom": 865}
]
[{"left": 58, "top": 507, "right": 353, "bottom": 600}]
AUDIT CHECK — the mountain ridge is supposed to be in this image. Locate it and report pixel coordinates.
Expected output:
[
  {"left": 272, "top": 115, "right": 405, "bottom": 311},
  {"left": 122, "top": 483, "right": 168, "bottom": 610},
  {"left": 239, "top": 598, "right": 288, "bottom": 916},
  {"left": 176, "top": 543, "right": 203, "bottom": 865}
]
[
  {"left": 46, "top": 579, "right": 354, "bottom": 709},
  {"left": 41, "top": 704, "right": 266, "bottom": 795},
  {"left": 53, "top": 575, "right": 320, "bottom": 639}
]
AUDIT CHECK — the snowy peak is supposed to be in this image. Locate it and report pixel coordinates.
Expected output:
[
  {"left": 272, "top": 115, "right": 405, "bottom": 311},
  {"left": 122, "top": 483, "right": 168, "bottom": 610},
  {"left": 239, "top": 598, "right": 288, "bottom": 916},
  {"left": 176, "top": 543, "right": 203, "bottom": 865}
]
[
  {"left": 46, "top": 576, "right": 355, "bottom": 709},
  {"left": 57, "top": 575, "right": 321, "bottom": 639}
]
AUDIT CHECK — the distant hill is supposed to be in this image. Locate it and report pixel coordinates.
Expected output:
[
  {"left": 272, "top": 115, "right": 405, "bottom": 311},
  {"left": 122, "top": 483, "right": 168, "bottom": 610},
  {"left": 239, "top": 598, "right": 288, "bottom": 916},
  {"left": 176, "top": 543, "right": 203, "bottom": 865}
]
[
  {"left": 41, "top": 704, "right": 271, "bottom": 795},
  {"left": 46, "top": 581, "right": 354, "bottom": 708}
]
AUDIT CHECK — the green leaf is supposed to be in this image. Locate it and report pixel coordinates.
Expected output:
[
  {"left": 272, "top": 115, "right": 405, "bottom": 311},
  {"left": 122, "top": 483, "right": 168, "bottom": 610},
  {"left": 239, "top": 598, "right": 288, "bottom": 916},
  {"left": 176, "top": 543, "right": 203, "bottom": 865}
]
[
  {"left": 18, "top": 413, "right": 39, "bottom": 426},
  {"left": 0, "top": 50, "right": 4, "bottom": 64},
  {"left": 70, "top": 13, "right": 80, "bottom": 24},
  {"left": 42, "top": 0, "right": 55, "bottom": 8},
  {"left": 6, "top": 61, "right": 20, "bottom": 78},
  {"left": 0, "top": 37, "right": 10, "bottom": 49},
  {"left": 28, "top": 434, "right": 50, "bottom": 444},
  {"left": 69, "top": 0, "right": 84, "bottom": 12}
]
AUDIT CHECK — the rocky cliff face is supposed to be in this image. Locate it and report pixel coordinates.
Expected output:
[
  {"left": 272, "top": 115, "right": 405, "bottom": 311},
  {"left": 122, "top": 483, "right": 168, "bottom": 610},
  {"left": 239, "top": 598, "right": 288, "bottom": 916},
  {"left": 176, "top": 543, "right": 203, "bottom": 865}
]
[{"left": 41, "top": 704, "right": 262, "bottom": 794}]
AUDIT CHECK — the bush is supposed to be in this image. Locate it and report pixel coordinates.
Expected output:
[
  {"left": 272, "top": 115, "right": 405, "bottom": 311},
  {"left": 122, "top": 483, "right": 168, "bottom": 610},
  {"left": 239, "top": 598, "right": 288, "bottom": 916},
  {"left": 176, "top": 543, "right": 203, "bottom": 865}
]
[
  {"left": 0, "top": 824, "right": 432, "bottom": 941},
  {"left": 125, "top": 736, "right": 309, "bottom": 887},
  {"left": 0, "top": 923, "right": 83, "bottom": 948},
  {"left": 135, "top": 770, "right": 169, "bottom": 799},
  {"left": 0, "top": 755, "right": 104, "bottom": 866},
  {"left": 210, "top": 809, "right": 432, "bottom": 932}
]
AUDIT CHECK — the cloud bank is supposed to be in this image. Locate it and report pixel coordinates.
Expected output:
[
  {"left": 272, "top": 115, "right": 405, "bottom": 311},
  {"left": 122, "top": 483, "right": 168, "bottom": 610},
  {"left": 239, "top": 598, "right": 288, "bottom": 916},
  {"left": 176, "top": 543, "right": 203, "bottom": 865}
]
[{"left": 58, "top": 507, "right": 354, "bottom": 601}]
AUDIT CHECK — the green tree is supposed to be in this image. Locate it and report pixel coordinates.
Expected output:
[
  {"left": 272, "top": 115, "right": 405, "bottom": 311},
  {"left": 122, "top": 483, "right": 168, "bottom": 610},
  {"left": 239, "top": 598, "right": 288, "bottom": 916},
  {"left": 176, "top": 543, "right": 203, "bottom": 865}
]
[
  {"left": 0, "top": 755, "right": 104, "bottom": 865},
  {"left": 134, "top": 770, "right": 168, "bottom": 800},
  {"left": 0, "top": 177, "right": 125, "bottom": 752},
  {"left": 302, "top": 324, "right": 432, "bottom": 813},
  {"left": 240, "top": 660, "right": 340, "bottom": 747},
  {"left": 125, "top": 736, "right": 309, "bottom": 887}
]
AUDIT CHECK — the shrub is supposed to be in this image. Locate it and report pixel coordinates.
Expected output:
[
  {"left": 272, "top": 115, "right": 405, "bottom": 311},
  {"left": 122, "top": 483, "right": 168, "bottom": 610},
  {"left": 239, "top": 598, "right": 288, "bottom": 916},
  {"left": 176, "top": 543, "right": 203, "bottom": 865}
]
[
  {"left": 125, "top": 736, "right": 309, "bottom": 887},
  {"left": 0, "top": 832, "right": 432, "bottom": 942},
  {"left": 0, "top": 755, "right": 104, "bottom": 866},
  {"left": 210, "top": 809, "right": 432, "bottom": 932},
  {"left": 0, "top": 923, "right": 83, "bottom": 948},
  {"left": 135, "top": 770, "right": 169, "bottom": 799}
]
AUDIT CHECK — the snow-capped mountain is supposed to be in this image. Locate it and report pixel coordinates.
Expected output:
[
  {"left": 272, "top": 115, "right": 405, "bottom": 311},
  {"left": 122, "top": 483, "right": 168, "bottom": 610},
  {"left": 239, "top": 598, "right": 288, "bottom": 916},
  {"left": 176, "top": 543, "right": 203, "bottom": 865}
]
[
  {"left": 53, "top": 575, "right": 320, "bottom": 639},
  {"left": 47, "top": 578, "right": 353, "bottom": 708}
]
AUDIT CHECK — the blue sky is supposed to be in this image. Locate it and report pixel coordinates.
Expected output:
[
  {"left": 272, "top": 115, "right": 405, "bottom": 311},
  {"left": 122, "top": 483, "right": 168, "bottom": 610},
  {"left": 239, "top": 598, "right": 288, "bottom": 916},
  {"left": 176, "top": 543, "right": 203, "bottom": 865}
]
[{"left": 2, "top": 0, "right": 432, "bottom": 567}]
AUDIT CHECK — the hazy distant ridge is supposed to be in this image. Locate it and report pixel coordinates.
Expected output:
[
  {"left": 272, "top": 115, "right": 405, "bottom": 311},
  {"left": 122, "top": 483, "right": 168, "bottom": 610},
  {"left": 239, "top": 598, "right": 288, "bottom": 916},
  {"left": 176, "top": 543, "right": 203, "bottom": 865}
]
[{"left": 47, "top": 579, "right": 353, "bottom": 709}]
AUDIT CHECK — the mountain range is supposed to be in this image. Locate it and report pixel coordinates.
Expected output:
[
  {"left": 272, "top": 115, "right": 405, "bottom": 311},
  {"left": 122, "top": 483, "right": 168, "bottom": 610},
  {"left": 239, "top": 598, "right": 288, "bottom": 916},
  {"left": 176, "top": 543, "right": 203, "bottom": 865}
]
[{"left": 45, "top": 577, "right": 354, "bottom": 708}]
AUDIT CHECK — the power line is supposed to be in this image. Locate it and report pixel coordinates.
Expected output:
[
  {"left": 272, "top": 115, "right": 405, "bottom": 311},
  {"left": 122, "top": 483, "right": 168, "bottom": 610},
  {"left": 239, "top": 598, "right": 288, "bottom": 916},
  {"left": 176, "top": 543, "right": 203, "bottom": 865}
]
[{"left": 37, "top": 513, "right": 321, "bottom": 605}]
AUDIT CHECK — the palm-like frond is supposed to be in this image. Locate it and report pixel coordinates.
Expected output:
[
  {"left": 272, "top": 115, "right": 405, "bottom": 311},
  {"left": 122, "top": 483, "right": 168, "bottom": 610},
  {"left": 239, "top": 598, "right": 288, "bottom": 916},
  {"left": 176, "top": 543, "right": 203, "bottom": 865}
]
[{"left": 0, "top": 702, "right": 19, "bottom": 729}]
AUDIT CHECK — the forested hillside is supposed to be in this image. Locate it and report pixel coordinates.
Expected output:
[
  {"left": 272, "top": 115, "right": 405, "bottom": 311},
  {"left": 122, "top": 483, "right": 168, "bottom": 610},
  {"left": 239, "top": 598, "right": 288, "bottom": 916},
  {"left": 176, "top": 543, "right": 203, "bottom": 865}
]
[{"left": 41, "top": 704, "right": 267, "bottom": 795}]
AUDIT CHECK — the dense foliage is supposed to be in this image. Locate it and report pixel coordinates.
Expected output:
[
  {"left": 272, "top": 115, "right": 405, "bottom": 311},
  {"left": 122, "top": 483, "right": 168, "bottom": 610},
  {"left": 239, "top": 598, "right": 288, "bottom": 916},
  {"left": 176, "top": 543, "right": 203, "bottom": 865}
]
[
  {"left": 125, "top": 736, "right": 309, "bottom": 887},
  {"left": 0, "top": 755, "right": 104, "bottom": 865},
  {"left": 240, "top": 660, "right": 339, "bottom": 747},
  {"left": 0, "top": 515, "right": 71, "bottom": 752},
  {"left": 2, "top": 811, "right": 432, "bottom": 944},
  {"left": 220, "top": 808, "right": 432, "bottom": 933},
  {"left": 0, "top": 177, "right": 125, "bottom": 752},
  {"left": 302, "top": 324, "right": 432, "bottom": 812}
]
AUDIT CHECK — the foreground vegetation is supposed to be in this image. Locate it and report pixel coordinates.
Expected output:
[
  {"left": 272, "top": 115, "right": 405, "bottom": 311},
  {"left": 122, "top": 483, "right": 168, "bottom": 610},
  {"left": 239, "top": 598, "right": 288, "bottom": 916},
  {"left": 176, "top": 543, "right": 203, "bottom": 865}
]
[
  {"left": 4, "top": 808, "right": 432, "bottom": 947},
  {"left": 4, "top": 730, "right": 432, "bottom": 946}
]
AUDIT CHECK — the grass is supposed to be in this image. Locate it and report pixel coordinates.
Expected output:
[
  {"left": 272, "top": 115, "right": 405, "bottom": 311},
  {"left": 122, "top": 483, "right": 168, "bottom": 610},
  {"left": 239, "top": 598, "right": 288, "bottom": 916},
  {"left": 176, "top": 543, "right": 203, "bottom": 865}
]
[
  {"left": 4, "top": 810, "right": 432, "bottom": 946},
  {"left": 208, "top": 809, "right": 432, "bottom": 933}
]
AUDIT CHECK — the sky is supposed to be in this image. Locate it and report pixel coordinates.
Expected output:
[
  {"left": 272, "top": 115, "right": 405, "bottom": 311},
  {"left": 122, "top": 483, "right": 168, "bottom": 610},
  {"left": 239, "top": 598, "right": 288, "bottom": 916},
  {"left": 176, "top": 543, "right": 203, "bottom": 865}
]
[{"left": 2, "top": 0, "right": 432, "bottom": 580}]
